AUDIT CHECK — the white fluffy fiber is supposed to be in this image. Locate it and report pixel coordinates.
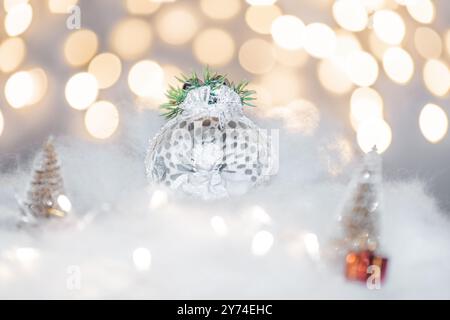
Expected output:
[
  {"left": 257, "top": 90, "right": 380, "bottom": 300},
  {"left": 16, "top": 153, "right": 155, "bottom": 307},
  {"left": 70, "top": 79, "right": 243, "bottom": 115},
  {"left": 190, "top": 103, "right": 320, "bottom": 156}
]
[{"left": 1, "top": 110, "right": 449, "bottom": 299}]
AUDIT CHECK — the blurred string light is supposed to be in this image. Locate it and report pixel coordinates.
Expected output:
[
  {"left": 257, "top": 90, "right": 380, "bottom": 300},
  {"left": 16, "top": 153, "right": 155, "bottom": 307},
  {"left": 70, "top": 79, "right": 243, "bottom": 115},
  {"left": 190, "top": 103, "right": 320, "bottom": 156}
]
[
  {"left": 350, "top": 87, "right": 384, "bottom": 131},
  {"left": 128, "top": 60, "right": 165, "bottom": 100},
  {"left": 88, "top": 53, "right": 122, "bottom": 89},
  {"left": 245, "top": 4, "right": 282, "bottom": 34},
  {"left": 5, "top": 68, "right": 47, "bottom": 109},
  {"left": 303, "top": 23, "right": 337, "bottom": 59},
  {"left": 156, "top": 5, "right": 198, "bottom": 45},
  {"left": 345, "top": 50, "right": 379, "bottom": 87},
  {"left": 368, "top": 30, "right": 390, "bottom": 60},
  {"left": 149, "top": 189, "right": 169, "bottom": 210},
  {"left": 57, "top": 194, "right": 72, "bottom": 212},
  {"left": 357, "top": 118, "right": 392, "bottom": 154},
  {"left": 4, "top": 0, "right": 29, "bottom": 12},
  {"left": 124, "top": 0, "right": 160, "bottom": 15},
  {"left": 239, "top": 38, "right": 275, "bottom": 74},
  {"left": 414, "top": 27, "right": 442, "bottom": 59},
  {"left": 372, "top": 10, "right": 405, "bottom": 45},
  {"left": 270, "top": 15, "right": 305, "bottom": 50},
  {"left": 64, "top": 29, "right": 98, "bottom": 67},
  {"left": 14, "top": 247, "right": 39, "bottom": 267},
  {"left": 162, "top": 64, "right": 182, "bottom": 92},
  {"left": 251, "top": 230, "right": 274, "bottom": 256},
  {"left": 132, "top": 247, "right": 151, "bottom": 271},
  {"left": 85, "top": 101, "right": 119, "bottom": 139},
  {"left": 406, "top": 0, "right": 435, "bottom": 24},
  {"left": 110, "top": 18, "right": 152, "bottom": 60},
  {"left": 332, "top": 0, "right": 368, "bottom": 32},
  {"left": 4, "top": 2, "right": 33, "bottom": 36},
  {"left": 318, "top": 59, "right": 353, "bottom": 94},
  {"left": 65, "top": 72, "right": 98, "bottom": 110},
  {"left": 419, "top": 103, "right": 448, "bottom": 144},
  {"left": 423, "top": 59, "right": 450, "bottom": 96},
  {"left": 48, "top": 0, "right": 78, "bottom": 13},
  {"left": 303, "top": 232, "right": 320, "bottom": 261},
  {"left": 200, "top": 0, "right": 241, "bottom": 20},
  {"left": 0, "top": 37, "right": 26, "bottom": 73},
  {"left": 193, "top": 29, "right": 235, "bottom": 66},
  {"left": 246, "top": 0, "right": 277, "bottom": 5},
  {"left": 382, "top": 47, "right": 414, "bottom": 84},
  {"left": 258, "top": 67, "right": 302, "bottom": 105},
  {"left": 210, "top": 216, "right": 228, "bottom": 236},
  {"left": 274, "top": 46, "right": 308, "bottom": 68}
]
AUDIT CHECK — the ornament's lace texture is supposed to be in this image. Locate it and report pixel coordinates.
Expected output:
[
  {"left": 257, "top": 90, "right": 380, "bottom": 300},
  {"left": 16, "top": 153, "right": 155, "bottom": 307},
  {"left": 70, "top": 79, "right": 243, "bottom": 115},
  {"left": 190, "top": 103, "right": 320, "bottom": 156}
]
[{"left": 145, "top": 85, "right": 272, "bottom": 200}]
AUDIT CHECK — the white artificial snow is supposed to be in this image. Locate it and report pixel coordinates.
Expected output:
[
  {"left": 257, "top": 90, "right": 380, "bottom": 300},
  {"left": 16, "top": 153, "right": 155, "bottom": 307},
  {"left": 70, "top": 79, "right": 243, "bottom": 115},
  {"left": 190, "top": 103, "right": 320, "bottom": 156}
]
[{"left": 0, "top": 110, "right": 449, "bottom": 299}]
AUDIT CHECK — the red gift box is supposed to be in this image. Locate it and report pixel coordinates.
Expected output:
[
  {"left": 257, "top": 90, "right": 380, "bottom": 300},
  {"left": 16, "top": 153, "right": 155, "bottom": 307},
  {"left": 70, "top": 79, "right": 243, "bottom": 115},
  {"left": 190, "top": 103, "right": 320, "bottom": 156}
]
[{"left": 345, "top": 250, "right": 388, "bottom": 284}]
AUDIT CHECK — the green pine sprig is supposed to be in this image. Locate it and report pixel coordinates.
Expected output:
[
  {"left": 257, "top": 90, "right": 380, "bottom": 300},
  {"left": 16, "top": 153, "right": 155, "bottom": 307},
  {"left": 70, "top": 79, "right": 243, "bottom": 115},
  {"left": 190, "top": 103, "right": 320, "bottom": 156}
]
[{"left": 160, "top": 67, "right": 257, "bottom": 119}]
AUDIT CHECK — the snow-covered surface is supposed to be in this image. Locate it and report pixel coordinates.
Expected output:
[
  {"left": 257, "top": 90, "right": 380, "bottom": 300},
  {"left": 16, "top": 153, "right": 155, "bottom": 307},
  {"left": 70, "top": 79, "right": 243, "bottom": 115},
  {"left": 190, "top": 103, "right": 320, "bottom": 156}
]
[{"left": 1, "top": 111, "right": 449, "bottom": 299}]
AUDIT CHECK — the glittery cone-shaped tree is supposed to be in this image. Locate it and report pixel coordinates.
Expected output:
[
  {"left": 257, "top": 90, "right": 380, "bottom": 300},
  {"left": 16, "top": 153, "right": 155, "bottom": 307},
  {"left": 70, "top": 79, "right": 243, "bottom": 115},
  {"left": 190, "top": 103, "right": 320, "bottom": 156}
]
[
  {"left": 339, "top": 147, "right": 382, "bottom": 252},
  {"left": 19, "top": 138, "right": 71, "bottom": 224},
  {"left": 336, "top": 146, "right": 388, "bottom": 283}
]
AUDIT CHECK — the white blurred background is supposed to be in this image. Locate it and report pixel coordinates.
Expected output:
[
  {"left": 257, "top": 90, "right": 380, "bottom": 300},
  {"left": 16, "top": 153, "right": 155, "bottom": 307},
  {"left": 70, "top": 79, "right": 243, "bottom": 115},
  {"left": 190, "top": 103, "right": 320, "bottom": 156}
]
[{"left": 0, "top": 0, "right": 449, "bottom": 209}]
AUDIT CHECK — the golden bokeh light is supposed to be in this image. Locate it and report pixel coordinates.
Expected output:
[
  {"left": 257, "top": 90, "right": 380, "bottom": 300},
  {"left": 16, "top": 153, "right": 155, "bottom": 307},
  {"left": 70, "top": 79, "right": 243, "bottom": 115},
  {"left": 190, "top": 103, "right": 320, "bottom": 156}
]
[
  {"left": 200, "top": 0, "right": 241, "bottom": 20},
  {"left": 64, "top": 29, "right": 98, "bottom": 67},
  {"left": 4, "top": 3, "right": 33, "bottom": 36},
  {"left": 372, "top": 10, "right": 405, "bottom": 45},
  {"left": 332, "top": 0, "right": 368, "bottom": 32},
  {"left": 65, "top": 72, "right": 98, "bottom": 110},
  {"left": 357, "top": 118, "right": 392, "bottom": 154},
  {"left": 0, "top": 37, "right": 26, "bottom": 73},
  {"left": 162, "top": 64, "right": 182, "bottom": 89},
  {"left": 246, "top": 0, "right": 277, "bottom": 5},
  {"left": 303, "top": 23, "right": 336, "bottom": 58},
  {"left": 128, "top": 60, "right": 165, "bottom": 99},
  {"left": 419, "top": 103, "right": 448, "bottom": 144},
  {"left": 48, "top": 0, "right": 78, "bottom": 13},
  {"left": 423, "top": 59, "right": 450, "bottom": 96},
  {"left": 125, "top": 0, "right": 160, "bottom": 15},
  {"left": 245, "top": 4, "right": 282, "bottom": 35},
  {"left": 318, "top": 59, "right": 353, "bottom": 94},
  {"left": 239, "top": 38, "right": 275, "bottom": 74},
  {"left": 333, "top": 31, "right": 362, "bottom": 68},
  {"left": 4, "top": 0, "right": 28, "bottom": 12},
  {"left": 88, "top": 53, "right": 122, "bottom": 89},
  {"left": 259, "top": 67, "right": 302, "bottom": 105},
  {"left": 274, "top": 46, "right": 308, "bottom": 68},
  {"left": 193, "top": 29, "right": 235, "bottom": 66},
  {"left": 406, "top": 0, "right": 435, "bottom": 24},
  {"left": 382, "top": 47, "right": 414, "bottom": 84},
  {"left": 27, "top": 68, "right": 48, "bottom": 105},
  {"left": 271, "top": 15, "right": 305, "bottom": 50},
  {"left": 85, "top": 101, "right": 120, "bottom": 139},
  {"left": 368, "top": 31, "right": 390, "bottom": 60},
  {"left": 414, "top": 27, "right": 442, "bottom": 59},
  {"left": 5, "top": 71, "right": 33, "bottom": 108},
  {"left": 156, "top": 6, "right": 198, "bottom": 45},
  {"left": 361, "top": 0, "right": 386, "bottom": 11},
  {"left": 110, "top": 18, "right": 152, "bottom": 60},
  {"left": 345, "top": 51, "right": 379, "bottom": 87},
  {"left": 350, "top": 87, "right": 384, "bottom": 131}
]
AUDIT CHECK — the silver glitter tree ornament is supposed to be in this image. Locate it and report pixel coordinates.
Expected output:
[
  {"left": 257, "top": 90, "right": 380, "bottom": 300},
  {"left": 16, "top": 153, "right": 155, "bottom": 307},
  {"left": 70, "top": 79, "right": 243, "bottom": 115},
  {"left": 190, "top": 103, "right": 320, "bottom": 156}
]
[
  {"left": 145, "top": 70, "right": 274, "bottom": 200},
  {"left": 18, "top": 137, "right": 71, "bottom": 226},
  {"left": 337, "top": 146, "right": 383, "bottom": 253}
]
